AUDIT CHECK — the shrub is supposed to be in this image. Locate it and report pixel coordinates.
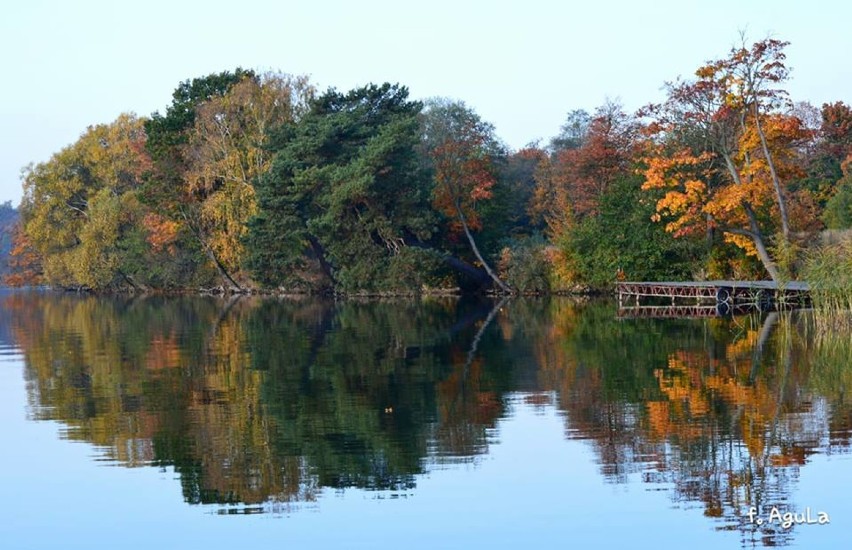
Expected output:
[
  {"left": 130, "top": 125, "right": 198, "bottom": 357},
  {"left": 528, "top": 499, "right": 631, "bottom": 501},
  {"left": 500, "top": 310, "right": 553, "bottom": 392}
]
[{"left": 498, "top": 236, "right": 552, "bottom": 294}]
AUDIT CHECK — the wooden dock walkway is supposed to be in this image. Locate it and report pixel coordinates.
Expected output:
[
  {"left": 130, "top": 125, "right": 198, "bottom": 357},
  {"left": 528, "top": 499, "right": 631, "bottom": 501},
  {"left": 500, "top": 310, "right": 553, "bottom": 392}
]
[{"left": 616, "top": 280, "right": 810, "bottom": 316}]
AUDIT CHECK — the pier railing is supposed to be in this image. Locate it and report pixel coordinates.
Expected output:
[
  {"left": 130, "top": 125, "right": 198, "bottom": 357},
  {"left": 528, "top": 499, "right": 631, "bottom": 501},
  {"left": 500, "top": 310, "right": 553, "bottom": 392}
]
[{"left": 616, "top": 281, "right": 810, "bottom": 317}]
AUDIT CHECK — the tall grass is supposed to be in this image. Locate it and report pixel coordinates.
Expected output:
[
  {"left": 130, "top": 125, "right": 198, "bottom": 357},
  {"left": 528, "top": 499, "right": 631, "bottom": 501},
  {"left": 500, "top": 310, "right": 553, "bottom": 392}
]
[{"left": 802, "top": 231, "right": 852, "bottom": 332}]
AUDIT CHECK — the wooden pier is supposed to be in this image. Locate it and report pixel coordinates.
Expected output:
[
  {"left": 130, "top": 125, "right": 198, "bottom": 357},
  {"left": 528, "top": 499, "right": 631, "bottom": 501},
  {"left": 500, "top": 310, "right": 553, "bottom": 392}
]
[{"left": 616, "top": 280, "right": 810, "bottom": 317}]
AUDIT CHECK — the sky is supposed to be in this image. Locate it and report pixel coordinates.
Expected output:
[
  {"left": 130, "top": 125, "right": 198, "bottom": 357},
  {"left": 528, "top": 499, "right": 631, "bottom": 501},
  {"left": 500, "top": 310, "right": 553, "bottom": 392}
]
[{"left": 1, "top": 0, "right": 850, "bottom": 206}]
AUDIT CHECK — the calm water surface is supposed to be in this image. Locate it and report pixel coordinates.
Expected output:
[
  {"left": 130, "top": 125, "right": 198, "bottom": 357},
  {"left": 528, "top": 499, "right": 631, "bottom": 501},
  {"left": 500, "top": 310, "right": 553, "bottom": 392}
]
[{"left": 0, "top": 291, "right": 849, "bottom": 549}]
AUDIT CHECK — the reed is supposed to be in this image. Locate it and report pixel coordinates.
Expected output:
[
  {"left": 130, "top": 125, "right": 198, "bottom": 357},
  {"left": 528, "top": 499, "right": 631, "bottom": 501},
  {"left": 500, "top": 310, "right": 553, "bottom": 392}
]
[{"left": 802, "top": 232, "right": 852, "bottom": 332}]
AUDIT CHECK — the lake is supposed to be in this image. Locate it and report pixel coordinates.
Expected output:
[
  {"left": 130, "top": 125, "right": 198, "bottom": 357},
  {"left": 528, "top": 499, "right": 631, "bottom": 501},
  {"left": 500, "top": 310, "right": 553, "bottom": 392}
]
[{"left": 0, "top": 291, "right": 849, "bottom": 549}]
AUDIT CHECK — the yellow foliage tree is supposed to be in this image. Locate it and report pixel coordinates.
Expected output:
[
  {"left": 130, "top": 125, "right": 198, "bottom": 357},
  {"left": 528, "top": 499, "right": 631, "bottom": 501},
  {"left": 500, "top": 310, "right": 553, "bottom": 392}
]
[
  {"left": 21, "top": 113, "right": 151, "bottom": 289},
  {"left": 182, "top": 72, "right": 313, "bottom": 288}
]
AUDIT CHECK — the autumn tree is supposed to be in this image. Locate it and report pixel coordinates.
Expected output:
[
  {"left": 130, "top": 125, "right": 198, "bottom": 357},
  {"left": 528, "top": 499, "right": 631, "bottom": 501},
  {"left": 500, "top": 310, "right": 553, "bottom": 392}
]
[
  {"left": 641, "top": 38, "right": 815, "bottom": 281},
  {"left": 528, "top": 109, "right": 591, "bottom": 232},
  {"left": 182, "top": 72, "right": 313, "bottom": 288},
  {"left": 530, "top": 103, "right": 638, "bottom": 238},
  {"left": 3, "top": 222, "right": 43, "bottom": 287},
  {"left": 143, "top": 69, "right": 256, "bottom": 288},
  {"left": 561, "top": 102, "right": 638, "bottom": 219},
  {"left": 819, "top": 101, "right": 852, "bottom": 161},
  {"left": 528, "top": 149, "right": 571, "bottom": 242},
  {"left": 420, "top": 98, "right": 510, "bottom": 292},
  {"left": 21, "top": 113, "right": 152, "bottom": 289},
  {"left": 795, "top": 101, "right": 852, "bottom": 221},
  {"left": 145, "top": 69, "right": 256, "bottom": 176},
  {"left": 725, "top": 38, "right": 796, "bottom": 240}
]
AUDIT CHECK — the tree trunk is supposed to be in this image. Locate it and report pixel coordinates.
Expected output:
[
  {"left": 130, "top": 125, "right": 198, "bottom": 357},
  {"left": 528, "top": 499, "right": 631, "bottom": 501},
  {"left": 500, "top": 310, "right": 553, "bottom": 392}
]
[
  {"left": 180, "top": 206, "right": 242, "bottom": 292},
  {"left": 721, "top": 228, "right": 779, "bottom": 282},
  {"left": 117, "top": 270, "right": 150, "bottom": 292},
  {"left": 719, "top": 154, "right": 781, "bottom": 281},
  {"left": 403, "top": 234, "right": 492, "bottom": 287},
  {"left": 719, "top": 205, "right": 780, "bottom": 282},
  {"left": 751, "top": 237, "right": 780, "bottom": 282},
  {"left": 205, "top": 247, "right": 243, "bottom": 292},
  {"left": 753, "top": 105, "right": 791, "bottom": 240},
  {"left": 454, "top": 202, "right": 511, "bottom": 293},
  {"left": 743, "top": 202, "right": 781, "bottom": 282},
  {"left": 705, "top": 213, "right": 715, "bottom": 248},
  {"left": 307, "top": 234, "right": 337, "bottom": 289},
  {"left": 442, "top": 254, "right": 491, "bottom": 286}
]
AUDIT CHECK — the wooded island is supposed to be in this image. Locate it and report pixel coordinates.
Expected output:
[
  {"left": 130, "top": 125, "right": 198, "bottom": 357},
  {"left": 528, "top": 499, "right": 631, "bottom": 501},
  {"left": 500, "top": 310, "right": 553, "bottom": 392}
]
[{"left": 7, "top": 38, "right": 852, "bottom": 294}]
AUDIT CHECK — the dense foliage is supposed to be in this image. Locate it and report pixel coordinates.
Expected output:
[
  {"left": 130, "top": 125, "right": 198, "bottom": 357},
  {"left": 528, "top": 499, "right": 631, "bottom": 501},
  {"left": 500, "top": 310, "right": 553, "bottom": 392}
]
[
  {"left": 7, "top": 37, "right": 852, "bottom": 292},
  {"left": 245, "top": 84, "right": 438, "bottom": 292}
]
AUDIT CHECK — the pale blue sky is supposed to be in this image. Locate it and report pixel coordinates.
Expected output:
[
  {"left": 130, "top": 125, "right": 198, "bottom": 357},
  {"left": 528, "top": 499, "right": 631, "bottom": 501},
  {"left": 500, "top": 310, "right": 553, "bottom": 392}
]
[{"left": 1, "top": 0, "right": 849, "bottom": 206}]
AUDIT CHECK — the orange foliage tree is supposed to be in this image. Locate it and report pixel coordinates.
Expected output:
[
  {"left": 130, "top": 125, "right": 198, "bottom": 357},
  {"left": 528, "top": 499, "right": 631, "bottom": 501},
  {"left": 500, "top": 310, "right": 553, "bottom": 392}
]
[{"left": 641, "top": 38, "right": 816, "bottom": 281}]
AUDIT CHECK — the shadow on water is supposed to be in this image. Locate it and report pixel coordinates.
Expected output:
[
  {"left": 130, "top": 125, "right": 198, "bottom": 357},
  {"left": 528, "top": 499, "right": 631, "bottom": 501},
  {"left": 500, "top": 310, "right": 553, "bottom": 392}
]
[{"left": 3, "top": 291, "right": 851, "bottom": 546}]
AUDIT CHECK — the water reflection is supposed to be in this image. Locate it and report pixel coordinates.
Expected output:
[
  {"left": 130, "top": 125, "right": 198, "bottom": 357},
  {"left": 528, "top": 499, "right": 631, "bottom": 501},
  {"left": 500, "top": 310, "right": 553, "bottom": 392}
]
[
  {"left": 4, "top": 292, "right": 851, "bottom": 546},
  {"left": 541, "top": 307, "right": 850, "bottom": 546}
]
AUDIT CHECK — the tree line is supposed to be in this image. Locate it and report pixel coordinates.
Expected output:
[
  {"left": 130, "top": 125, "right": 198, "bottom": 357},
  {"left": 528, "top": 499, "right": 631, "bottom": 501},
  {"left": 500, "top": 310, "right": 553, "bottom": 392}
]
[
  {"left": 0, "top": 201, "right": 19, "bottom": 279},
  {"left": 8, "top": 37, "right": 852, "bottom": 293}
]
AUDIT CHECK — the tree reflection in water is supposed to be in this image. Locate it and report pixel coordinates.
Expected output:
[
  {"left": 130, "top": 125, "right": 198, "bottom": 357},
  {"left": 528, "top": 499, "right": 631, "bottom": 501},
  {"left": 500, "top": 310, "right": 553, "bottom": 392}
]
[
  {"left": 537, "top": 303, "right": 851, "bottom": 546},
  {"left": 5, "top": 293, "right": 850, "bottom": 545}
]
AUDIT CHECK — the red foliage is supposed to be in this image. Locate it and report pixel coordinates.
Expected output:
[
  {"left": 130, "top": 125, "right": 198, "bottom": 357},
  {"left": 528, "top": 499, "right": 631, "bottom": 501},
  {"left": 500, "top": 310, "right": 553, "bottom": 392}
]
[
  {"left": 550, "top": 104, "right": 637, "bottom": 218},
  {"left": 820, "top": 101, "right": 852, "bottom": 161},
  {"left": 431, "top": 124, "right": 496, "bottom": 234},
  {"left": 3, "top": 224, "right": 43, "bottom": 287}
]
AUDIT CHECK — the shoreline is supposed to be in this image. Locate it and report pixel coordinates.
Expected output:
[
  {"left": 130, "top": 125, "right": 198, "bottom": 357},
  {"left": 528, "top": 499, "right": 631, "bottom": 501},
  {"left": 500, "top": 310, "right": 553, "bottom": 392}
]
[{"left": 0, "top": 284, "right": 599, "bottom": 300}]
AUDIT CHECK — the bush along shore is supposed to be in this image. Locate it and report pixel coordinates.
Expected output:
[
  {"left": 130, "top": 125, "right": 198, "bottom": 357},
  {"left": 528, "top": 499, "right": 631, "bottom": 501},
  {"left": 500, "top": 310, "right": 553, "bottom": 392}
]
[{"left": 7, "top": 38, "right": 852, "bottom": 298}]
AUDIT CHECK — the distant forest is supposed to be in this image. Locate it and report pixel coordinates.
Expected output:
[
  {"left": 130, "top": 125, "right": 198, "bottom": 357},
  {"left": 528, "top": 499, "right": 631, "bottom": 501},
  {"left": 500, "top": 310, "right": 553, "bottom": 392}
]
[
  {"left": 6, "top": 38, "right": 852, "bottom": 294},
  {"left": 0, "top": 202, "right": 19, "bottom": 280}
]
